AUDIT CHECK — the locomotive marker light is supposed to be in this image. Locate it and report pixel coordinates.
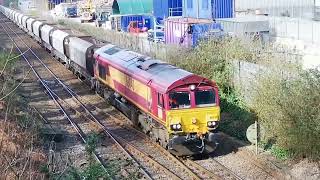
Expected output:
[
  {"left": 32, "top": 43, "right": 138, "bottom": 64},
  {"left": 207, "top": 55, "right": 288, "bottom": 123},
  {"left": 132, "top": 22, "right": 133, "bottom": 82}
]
[{"left": 190, "top": 84, "right": 196, "bottom": 90}]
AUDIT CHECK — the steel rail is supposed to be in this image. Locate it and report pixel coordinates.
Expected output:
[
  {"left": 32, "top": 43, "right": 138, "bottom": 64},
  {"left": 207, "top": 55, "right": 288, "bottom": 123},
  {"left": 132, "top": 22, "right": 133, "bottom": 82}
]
[{"left": 209, "top": 158, "right": 244, "bottom": 180}]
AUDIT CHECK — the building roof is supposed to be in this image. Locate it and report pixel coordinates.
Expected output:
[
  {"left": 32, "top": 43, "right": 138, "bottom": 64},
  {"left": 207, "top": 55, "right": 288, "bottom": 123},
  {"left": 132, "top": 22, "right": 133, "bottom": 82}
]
[{"left": 113, "top": 0, "right": 153, "bottom": 15}]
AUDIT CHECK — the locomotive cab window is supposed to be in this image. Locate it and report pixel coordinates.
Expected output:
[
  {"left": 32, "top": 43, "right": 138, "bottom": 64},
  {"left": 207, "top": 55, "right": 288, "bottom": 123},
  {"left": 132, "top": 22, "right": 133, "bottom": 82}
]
[
  {"left": 169, "top": 92, "right": 191, "bottom": 109},
  {"left": 158, "top": 93, "right": 164, "bottom": 108},
  {"left": 195, "top": 89, "right": 216, "bottom": 107},
  {"left": 98, "top": 64, "right": 107, "bottom": 80}
]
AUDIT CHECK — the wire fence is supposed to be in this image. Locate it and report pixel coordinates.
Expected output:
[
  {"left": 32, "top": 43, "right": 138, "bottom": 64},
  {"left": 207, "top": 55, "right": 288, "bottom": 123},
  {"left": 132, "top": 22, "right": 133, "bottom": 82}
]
[
  {"left": 269, "top": 16, "right": 320, "bottom": 45},
  {"left": 235, "top": 0, "right": 314, "bottom": 19}
]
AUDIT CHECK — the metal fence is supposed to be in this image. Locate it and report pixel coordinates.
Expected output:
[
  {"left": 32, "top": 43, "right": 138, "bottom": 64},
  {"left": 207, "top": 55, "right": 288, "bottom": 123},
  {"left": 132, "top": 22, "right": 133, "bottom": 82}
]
[
  {"left": 269, "top": 16, "right": 320, "bottom": 45},
  {"left": 235, "top": 0, "right": 314, "bottom": 19}
]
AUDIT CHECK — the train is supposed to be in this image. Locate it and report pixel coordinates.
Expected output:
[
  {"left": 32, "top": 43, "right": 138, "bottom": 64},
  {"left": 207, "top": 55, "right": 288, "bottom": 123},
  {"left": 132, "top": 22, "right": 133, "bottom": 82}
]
[{"left": 0, "top": 6, "right": 221, "bottom": 156}]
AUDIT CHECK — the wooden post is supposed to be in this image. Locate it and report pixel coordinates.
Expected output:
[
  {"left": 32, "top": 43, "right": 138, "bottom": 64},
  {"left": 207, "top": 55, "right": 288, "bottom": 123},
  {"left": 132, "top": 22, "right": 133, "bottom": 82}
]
[{"left": 255, "top": 120, "right": 258, "bottom": 155}]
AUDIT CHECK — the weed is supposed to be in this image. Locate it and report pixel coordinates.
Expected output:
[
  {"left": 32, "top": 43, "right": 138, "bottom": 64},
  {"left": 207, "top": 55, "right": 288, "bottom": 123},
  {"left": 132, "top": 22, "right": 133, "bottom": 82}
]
[
  {"left": 58, "top": 19, "right": 66, "bottom": 25},
  {"left": 85, "top": 132, "right": 100, "bottom": 156},
  {"left": 270, "top": 146, "right": 290, "bottom": 160},
  {"left": 81, "top": 163, "right": 110, "bottom": 179}
]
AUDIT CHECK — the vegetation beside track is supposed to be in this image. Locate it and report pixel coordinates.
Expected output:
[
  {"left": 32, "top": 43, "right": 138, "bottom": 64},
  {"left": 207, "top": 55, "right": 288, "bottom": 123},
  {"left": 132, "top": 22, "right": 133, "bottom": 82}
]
[
  {"left": 0, "top": 51, "right": 48, "bottom": 178},
  {"left": 253, "top": 62, "right": 320, "bottom": 160}
]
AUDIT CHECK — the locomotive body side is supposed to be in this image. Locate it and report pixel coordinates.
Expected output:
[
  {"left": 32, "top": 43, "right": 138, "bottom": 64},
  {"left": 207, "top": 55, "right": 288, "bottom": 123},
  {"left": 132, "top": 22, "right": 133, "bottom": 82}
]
[{"left": 94, "top": 45, "right": 221, "bottom": 156}]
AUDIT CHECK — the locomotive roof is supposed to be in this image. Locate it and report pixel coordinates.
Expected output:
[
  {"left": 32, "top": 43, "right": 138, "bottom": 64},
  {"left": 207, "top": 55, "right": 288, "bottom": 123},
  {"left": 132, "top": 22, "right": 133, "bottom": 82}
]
[{"left": 95, "top": 44, "right": 210, "bottom": 93}]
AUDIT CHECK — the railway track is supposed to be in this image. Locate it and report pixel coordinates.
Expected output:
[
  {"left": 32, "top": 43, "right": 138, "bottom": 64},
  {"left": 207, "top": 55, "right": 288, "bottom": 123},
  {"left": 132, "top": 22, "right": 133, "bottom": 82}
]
[{"left": 0, "top": 14, "right": 224, "bottom": 179}]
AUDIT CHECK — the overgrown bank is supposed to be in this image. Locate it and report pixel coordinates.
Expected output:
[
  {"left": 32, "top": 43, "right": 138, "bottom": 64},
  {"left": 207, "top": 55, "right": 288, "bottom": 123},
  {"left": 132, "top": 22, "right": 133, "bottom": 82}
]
[{"left": 0, "top": 51, "right": 48, "bottom": 178}]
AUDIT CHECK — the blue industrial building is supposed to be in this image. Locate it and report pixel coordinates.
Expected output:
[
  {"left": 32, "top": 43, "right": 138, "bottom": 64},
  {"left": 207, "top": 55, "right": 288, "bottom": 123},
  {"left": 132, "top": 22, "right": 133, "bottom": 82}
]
[
  {"left": 182, "top": 0, "right": 234, "bottom": 19},
  {"left": 153, "top": 0, "right": 183, "bottom": 18}
]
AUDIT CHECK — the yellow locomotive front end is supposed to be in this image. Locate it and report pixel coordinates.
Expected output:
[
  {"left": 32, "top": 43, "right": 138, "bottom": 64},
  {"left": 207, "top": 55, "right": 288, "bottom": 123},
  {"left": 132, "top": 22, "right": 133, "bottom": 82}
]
[{"left": 165, "top": 85, "right": 220, "bottom": 156}]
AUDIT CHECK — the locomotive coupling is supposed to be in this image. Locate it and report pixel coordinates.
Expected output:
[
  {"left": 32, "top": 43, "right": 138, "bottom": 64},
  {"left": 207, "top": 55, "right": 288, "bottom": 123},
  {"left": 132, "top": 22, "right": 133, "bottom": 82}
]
[{"left": 168, "top": 132, "right": 218, "bottom": 156}]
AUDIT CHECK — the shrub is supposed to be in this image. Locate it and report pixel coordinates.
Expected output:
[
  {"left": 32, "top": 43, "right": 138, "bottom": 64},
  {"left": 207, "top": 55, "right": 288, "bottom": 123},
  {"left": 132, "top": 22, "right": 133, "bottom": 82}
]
[{"left": 253, "top": 65, "right": 320, "bottom": 160}]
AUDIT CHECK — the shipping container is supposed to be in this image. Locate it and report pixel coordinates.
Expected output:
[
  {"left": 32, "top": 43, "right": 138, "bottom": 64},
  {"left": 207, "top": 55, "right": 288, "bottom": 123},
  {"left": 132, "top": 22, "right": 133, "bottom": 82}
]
[
  {"left": 217, "top": 16, "right": 269, "bottom": 34},
  {"left": 182, "top": 0, "right": 234, "bottom": 19},
  {"left": 216, "top": 16, "right": 270, "bottom": 43},
  {"left": 192, "top": 22, "right": 223, "bottom": 46},
  {"left": 121, "top": 15, "right": 154, "bottom": 32},
  {"left": 165, "top": 17, "right": 223, "bottom": 47},
  {"left": 153, "top": 0, "right": 183, "bottom": 18}
]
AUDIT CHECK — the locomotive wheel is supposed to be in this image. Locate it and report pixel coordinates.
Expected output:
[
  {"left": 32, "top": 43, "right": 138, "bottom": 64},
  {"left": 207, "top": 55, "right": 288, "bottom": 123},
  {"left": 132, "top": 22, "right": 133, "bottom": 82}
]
[
  {"left": 130, "top": 109, "right": 139, "bottom": 126},
  {"left": 150, "top": 131, "right": 158, "bottom": 142},
  {"left": 90, "top": 79, "right": 95, "bottom": 91},
  {"left": 159, "top": 139, "right": 168, "bottom": 149}
]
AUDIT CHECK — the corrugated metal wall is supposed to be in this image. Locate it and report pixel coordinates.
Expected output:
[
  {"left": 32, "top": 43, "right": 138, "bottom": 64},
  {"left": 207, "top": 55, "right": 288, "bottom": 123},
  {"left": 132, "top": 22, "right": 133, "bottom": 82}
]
[
  {"left": 212, "top": 0, "right": 234, "bottom": 18},
  {"left": 182, "top": 0, "right": 234, "bottom": 19},
  {"left": 182, "top": 0, "right": 212, "bottom": 19},
  {"left": 153, "top": 0, "right": 182, "bottom": 18},
  {"left": 269, "top": 16, "right": 320, "bottom": 44},
  {"left": 235, "top": 0, "right": 314, "bottom": 18}
]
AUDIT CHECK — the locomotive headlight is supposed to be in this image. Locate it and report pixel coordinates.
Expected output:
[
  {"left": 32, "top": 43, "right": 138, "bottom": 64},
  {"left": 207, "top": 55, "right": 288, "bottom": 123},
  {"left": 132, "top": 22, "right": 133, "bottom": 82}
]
[
  {"left": 207, "top": 121, "right": 218, "bottom": 128},
  {"left": 170, "top": 123, "right": 182, "bottom": 131},
  {"left": 172, "top": 124, "right": 177, "bottom": 129}
]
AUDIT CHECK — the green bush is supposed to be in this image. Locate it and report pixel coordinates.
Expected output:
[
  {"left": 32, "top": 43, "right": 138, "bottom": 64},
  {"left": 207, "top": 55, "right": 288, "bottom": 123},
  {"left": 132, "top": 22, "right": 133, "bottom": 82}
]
[{"left": 253, "top": 66, "right": 320, "bottom": 160}]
